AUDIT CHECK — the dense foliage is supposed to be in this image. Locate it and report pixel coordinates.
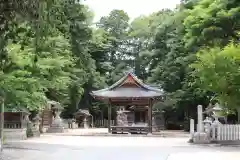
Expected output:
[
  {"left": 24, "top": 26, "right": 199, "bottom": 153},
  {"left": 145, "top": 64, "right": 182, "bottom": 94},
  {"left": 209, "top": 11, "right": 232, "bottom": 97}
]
[{"left": 0, "top": 0, "right": 240, "bottom": 125}]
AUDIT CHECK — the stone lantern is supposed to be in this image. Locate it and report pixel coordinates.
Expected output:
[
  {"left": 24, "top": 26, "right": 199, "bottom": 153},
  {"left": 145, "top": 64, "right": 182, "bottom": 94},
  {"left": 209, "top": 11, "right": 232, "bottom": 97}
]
[
  {"left": 74, "top": 109, "right": 92, "bottom": 128},
  {"left": 33, "top": 115, "right": 42, "bottom": 129},
  {"left": 204, "top": 102, "right": 223, "bottom": 125},
  {"left": 203, "top": 117, "right": 212, "bottom": 137},
  {"left": 209, "top": 103, "right": 223, "bottom": 140},
  {"left": 32, "top": 114, "right": 42, "bottom": 137},
  {"left": 47, "top": 101, "right": 64, "bottom": 133},
  {"left": 212, "top": 103, "right": 223, "bottom": 120}
]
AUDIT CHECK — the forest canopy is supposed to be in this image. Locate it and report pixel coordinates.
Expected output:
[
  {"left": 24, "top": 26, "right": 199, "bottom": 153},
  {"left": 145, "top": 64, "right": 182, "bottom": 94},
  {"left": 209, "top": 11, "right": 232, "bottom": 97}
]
[{"left": 0, "top": 0, "right": 240, "bottom": 120}]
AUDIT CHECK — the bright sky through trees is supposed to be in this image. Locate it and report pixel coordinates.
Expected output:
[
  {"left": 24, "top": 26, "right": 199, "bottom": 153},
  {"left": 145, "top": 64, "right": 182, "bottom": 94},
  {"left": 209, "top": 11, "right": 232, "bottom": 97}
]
[{"left": 83, "top": 0, "right": 180, "bottom": 21}]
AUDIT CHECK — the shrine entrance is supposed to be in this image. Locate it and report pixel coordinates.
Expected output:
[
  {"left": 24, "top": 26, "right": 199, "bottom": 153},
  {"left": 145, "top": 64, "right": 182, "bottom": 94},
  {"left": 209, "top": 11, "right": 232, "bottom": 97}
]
[
  {"left": 135, "top": 111, "right": 147, "bottom": 123},
  {"left": 128, "top": 106, "right": 148, "bottom": 123},
  {"left": 91, "top": 72, "right": 164, "bottom": 134}
]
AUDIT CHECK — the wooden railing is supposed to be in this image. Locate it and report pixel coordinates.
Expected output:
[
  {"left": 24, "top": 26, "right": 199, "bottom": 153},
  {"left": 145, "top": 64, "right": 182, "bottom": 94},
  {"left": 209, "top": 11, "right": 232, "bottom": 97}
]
[
  {"left": 4, "top": 121, "right": 22, "bottom": 129},
  {"left": 213, "top": 124, "right": 240, "bottom": 141},
  {"left": 111, "top": 126, "right": 149, "bottom": 134},
  {"left": 94, "top": 119, "right": 116, "bottom": 127}
]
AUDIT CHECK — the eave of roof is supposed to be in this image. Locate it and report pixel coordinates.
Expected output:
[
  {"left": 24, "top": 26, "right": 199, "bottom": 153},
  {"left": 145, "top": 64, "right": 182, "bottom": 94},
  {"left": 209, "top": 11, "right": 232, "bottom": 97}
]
[
  {"left": 5, "top": 107, "right": 30, "bottom": 114},
  {"left": 91, "top": 72, "right": 164, "bottom": 98},
  {"left": 74, "top": 109, "right": 91, "bottom": 116}
]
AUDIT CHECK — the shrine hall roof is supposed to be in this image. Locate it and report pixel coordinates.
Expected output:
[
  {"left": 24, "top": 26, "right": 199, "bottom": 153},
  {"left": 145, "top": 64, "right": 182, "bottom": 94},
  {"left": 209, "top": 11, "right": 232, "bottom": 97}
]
[{"left": 91, "top": 72, "right": 164, "bottom": 99}]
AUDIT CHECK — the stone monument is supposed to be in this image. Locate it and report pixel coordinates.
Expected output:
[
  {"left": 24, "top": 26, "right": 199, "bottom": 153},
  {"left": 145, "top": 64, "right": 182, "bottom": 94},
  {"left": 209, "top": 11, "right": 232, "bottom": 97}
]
[
  {"left": 188, "top": 119, "right": 195, "bottom": 143},
  {"left": 193, "top": 105, "right": 210, "bottom": 144},
  {"left": 197, "top": 105, "right": 203, "bottom": 132}
]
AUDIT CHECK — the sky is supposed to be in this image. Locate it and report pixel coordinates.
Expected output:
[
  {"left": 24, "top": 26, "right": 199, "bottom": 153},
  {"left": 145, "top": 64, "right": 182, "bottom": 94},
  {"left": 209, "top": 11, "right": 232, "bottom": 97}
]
[{"left": 83, "top": 0, "right": 181, "bottom": 22}]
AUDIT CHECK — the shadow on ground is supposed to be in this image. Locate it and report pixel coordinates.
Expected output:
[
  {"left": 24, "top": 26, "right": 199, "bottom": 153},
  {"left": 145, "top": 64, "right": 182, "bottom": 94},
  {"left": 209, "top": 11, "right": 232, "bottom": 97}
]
[{"left": 4, "top": 142, "right": 85, "bottom": 152}]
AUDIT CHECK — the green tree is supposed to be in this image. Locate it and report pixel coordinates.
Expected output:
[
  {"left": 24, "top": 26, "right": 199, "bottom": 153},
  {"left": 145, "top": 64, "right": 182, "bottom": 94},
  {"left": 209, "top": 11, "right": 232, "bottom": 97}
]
[
  {"left": 96, "top": 10, "right": 131, "bottom": 83},
  {"left": 184, "top": 0, "right": 240, "bottom": 49},
  {"left": 191, "top": 44, "right": 240, "bottom": 109},
  {"left": 0, "top": 0, "right": 95, "bottom": 114}
]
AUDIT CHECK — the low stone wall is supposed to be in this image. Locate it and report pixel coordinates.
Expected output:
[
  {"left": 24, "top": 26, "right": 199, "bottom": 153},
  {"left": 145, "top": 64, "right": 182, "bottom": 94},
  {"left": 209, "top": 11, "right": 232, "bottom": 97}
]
[{"left": 4, "top": 128, "right": 27, "bottom": 140}]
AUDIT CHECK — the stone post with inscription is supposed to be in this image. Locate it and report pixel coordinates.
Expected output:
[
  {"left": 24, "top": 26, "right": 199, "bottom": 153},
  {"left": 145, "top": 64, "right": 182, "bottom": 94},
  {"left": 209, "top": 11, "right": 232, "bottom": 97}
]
[
  {"left": 193, "top": 105, "right": 210, "bottom": 144},
  {"left": 197, "top": 105, "right": 203, "bottom": 132}
]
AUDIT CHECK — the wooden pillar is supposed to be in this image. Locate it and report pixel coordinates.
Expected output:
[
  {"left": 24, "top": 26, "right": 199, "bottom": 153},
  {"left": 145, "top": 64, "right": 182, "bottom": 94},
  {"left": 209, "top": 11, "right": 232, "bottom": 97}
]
[
  {"left": 148, "top": 98, "right": 153, "bottom": 134},
  {"left": 108, "top": 99, "right": 112, "bottom": 133},
  {"left": 1, "top": 99, "right": 4, "bottom": 151},
  {"left": 20, "top": 112, "right": 23, "bottom": 128}
]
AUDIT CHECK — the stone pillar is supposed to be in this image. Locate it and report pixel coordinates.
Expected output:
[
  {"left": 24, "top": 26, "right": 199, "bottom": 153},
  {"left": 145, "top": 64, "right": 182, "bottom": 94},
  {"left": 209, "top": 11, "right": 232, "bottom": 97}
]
[
  {"left": 192, "top": 105, "right": 210, "bottom": 144},
  {"left": 197, "top": 105, "right": 203, "bottom": 132},
  {"left": 148, "top": 99, "right": 153, "bottom": 134},
  {"left": 108, "top": 101, "right": 112, "bottom": 133}
]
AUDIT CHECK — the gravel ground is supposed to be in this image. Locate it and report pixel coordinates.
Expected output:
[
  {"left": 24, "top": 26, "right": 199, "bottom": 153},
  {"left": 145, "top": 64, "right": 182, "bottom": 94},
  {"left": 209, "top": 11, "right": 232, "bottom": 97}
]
[{"left": 1, "top": 134, "right": 240, "bottom": 160}]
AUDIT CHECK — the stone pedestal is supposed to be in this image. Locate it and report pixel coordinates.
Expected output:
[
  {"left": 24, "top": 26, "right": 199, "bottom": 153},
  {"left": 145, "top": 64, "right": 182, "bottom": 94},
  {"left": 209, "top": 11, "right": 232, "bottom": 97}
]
[
  {"left": 193, "top": 132, "right": 210, "bottom": 144},
  {"left": 47, "top": 111, "right": 64, "bottom": 133},
  {"left": 83, "top": 117, "right": 89, "bottom": 129},
  {"left": 31, "top": 125, "right": 41, "bottom": 137}
]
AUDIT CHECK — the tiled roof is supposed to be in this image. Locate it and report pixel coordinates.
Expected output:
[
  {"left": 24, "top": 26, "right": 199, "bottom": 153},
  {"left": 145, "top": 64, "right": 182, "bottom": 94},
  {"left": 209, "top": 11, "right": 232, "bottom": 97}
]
[
  {"left": 91, "top": 72, "right": 164, "bottom": 98},
  {"left": 5, "top": 107, "right": 30, "bottom": 114}
]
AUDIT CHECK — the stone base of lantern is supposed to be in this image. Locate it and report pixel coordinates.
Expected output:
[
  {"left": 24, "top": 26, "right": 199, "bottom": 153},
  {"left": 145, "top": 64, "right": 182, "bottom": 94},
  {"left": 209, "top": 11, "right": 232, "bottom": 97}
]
[
  {"left": 193, "top": 132, "right": 210, "bottom": 144},
  {"left": 83, "top": 121, "right": 89, "bottom": 129},
  {"left": 47, "top": 124, "right": 64, "bottom": 133},
  {"left": 31, "top": 127, "right": 41, "bottom": 137},
  {"left": 47, "top": 127, "right": 64, "bottom": 133},
  {"left": 47, "top": 117, "right": 65, "bottom": 133}
]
